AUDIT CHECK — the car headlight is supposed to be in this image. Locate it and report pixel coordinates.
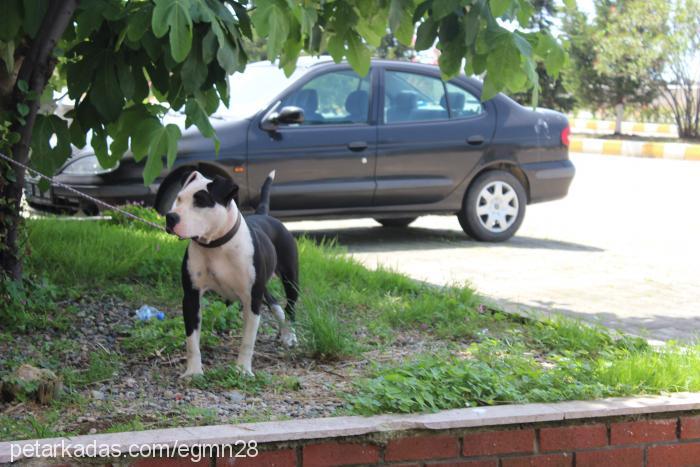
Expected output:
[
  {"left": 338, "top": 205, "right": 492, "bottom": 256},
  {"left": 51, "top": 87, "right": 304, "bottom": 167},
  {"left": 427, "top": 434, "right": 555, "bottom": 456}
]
[{"left": 62, "top": 155, "right": 118, "bottom": 175}]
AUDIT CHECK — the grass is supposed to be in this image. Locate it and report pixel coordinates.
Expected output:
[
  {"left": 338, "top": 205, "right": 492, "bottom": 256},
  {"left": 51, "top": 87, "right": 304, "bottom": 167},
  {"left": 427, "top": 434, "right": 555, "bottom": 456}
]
[{"left": 1, "top": 209, "right": 698, "bottom": 439}]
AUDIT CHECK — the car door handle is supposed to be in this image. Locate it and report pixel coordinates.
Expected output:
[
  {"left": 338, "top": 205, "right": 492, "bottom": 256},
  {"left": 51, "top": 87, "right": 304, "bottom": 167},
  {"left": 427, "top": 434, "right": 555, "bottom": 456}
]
[
  {"left": 467, "top": 135, "right": 485, "bottom": 146},
  {"left": 347, "top": 141, "right": 368, "bottom": 152}
]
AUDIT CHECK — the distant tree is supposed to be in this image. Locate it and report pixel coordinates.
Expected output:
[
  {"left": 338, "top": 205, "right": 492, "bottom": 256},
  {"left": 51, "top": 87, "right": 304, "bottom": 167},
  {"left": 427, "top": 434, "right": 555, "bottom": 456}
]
[
  {"left": 374, "top": 32, "right": 414, "bottom": 60},
  {"left": 511, "top": 0, "right": 574, "bottom": 112},
  {"left": 562, "top": 0, "right": 669, "bottom": 134},
  {"left": 660, "top": 0, "right": 700, "bottom": 139}
]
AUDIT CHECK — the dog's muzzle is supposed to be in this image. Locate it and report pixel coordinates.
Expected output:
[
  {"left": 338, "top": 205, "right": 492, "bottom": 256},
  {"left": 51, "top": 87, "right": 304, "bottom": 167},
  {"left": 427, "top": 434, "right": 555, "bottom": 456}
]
[{"left": 165, "top": 212, "right": 180, "bottom": 234}]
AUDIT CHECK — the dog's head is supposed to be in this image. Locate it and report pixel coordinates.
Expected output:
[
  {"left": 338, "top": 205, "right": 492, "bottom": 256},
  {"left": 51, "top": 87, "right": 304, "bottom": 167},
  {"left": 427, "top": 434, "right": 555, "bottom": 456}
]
[{"left": 165, "top": 171, "right": 239, "bottom": 242}]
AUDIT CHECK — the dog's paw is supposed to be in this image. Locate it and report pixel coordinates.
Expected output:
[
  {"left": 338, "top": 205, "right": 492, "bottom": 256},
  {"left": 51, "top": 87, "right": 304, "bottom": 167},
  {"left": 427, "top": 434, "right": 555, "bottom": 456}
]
[
  {"left": 280, "top": 328, "right": 298, "bottom": 348},
  {"left": 235, "top": 360, "right": 255, "bottom": 377},
  {"left": 179, "top": 368, "right": 204, "bottom": 379}
]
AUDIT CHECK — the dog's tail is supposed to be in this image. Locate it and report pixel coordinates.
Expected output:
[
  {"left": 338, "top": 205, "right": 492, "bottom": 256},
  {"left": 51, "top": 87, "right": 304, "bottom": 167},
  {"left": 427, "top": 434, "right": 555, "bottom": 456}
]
[{"left": 255, "top": 170, "right": 275, "bottom": 215}]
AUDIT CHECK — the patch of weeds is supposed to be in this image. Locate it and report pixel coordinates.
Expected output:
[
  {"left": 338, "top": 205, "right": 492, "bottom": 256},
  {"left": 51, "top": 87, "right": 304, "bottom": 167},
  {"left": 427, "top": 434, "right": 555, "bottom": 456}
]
[
  {"left": 347, "top": 339, "right": 630, "bottom": 415},
  {"left": 274, "top": 375, "right": 302, "bottom": 393},
  {"left": 103, "top": 204, "right": 164, "bottom": 232},
  {"left": 121, "top": 298, "right": 241, "bottom": 357},
  {"left": 0, "top": 275, "right": 61, "bottom": 332},
  {"left": 183, "top": 407, "right": 219, "bottom": 425},
  {"left": 299, "top": 301, "right": 357, "bottom": 361},
  {"left": 595, "top": 342, "right": 700, "bottom": 393},
  {"left": 0, "top": 410, "right": 68, "bottom": 441},
  {"left": 104, "top": 417, "right": 146, "bottom": 433},
  {"left": 64, "top": 351, "right": 120, "bottom": 388},
  {"left": 526, "top": 314, "right": 649, "bottom": 357},
  {"left": 190, "top": 365, "right": 271, "bottom": 394}
]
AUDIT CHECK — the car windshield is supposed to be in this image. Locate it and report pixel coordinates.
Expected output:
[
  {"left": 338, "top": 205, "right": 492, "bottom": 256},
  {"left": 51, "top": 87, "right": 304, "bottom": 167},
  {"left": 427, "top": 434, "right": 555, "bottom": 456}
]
[{"left": 215, "top": 59, "right": 325, "bottom": 119}]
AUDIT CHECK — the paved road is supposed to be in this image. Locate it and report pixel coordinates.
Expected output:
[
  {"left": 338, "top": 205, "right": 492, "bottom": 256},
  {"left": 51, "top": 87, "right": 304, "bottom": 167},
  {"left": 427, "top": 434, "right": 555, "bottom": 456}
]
[{"left": 288, "top": 153, "right": 700, "bottom": 342}]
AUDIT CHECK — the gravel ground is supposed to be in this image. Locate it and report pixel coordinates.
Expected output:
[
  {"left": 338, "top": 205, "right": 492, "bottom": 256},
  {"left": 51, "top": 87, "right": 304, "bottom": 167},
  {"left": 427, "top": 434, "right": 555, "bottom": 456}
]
[{"left": 1, "top": 295, "right": 443, "bottom": 438}]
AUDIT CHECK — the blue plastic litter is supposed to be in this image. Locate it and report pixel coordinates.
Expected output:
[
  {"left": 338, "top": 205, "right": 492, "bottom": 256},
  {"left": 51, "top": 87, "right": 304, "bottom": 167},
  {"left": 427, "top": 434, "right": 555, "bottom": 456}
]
[{"left": 135, "top": 305, "right": 165, "bottom": 321}]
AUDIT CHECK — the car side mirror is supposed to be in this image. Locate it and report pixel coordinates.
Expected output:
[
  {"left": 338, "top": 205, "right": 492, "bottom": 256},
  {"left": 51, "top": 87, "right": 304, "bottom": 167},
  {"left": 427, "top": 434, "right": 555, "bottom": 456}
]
[{"left": 262, "top": 106, "right": 304, "bottom": 131}]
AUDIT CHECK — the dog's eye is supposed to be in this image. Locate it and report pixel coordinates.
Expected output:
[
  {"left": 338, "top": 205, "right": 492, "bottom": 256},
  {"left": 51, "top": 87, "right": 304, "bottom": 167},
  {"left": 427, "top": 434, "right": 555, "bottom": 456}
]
[{"left": 193, "top": 190, "right": 215, "bottom": 208}]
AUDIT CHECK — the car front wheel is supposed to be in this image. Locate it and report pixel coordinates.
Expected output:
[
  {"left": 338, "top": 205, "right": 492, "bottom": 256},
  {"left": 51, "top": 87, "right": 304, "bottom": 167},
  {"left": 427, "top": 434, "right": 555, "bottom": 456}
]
[{"left": 458, "top": 170, "right": 526, "bottom": 242}]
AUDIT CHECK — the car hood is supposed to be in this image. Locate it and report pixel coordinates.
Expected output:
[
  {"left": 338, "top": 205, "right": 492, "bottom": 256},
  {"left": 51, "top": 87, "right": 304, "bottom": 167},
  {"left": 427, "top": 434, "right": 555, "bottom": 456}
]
[{"left": 61, "top": 115, "right": 251, "bottom": 171}]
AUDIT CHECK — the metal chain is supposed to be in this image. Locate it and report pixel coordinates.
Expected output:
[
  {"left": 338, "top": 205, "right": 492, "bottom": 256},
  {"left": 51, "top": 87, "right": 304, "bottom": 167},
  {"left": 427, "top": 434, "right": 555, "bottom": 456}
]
[{"left": 0, "top": 152, "right": 166, "bottom": 232}]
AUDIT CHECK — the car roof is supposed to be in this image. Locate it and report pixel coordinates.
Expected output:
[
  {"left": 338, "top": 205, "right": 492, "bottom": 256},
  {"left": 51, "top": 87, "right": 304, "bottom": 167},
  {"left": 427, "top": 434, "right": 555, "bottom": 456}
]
[{"left": 246, "top": 56, "right": 482, "bottom": 87}]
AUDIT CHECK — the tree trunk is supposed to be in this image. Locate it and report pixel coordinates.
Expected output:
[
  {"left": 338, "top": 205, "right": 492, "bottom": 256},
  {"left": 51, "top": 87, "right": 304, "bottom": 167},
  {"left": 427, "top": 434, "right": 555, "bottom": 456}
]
[
  {"left": 614, "top": 102, "right": 624, "bottom": 135},
  {"left": 0, "top": 0, "right": 78, "bottom": 281}
]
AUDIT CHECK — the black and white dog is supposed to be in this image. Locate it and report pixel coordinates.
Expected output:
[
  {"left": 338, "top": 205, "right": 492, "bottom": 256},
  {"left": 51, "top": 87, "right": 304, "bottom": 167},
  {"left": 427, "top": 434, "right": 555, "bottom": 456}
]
[{"left": 165, "top": 170, "right": 299, "bottom": 377}]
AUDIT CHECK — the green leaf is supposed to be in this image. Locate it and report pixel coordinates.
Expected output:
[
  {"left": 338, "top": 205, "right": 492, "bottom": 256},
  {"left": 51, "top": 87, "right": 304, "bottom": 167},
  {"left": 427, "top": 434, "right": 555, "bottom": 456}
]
[
  {"left": 327, "top": 33, "right": 345, "bottom": 62},
  {"left": 22, "top": 0, "right": 48, "bottom": 38},
  {"left": 489, "top": 0, "right": 511, "bottom": 17},
  {"left": 152, "top": 0, "right": 193, "bottom": 63},
  {"left": 346, "top": 33, "right": 371, "bottom": 77},
  {"left": 513, "top": 32, "right": 532, "bottom": 58},
  {"left": 143, "top": 123, "right": 180, "bottom": 185},
  {"left": 464, "top": 6, "right": 481, "bottom": 47},
  {"left": 91, "top": 128, "right": 110, "bottom": 167},
  {"left": 69, "top": 118, "right": 86, "bottom": 148},
  {"left": 76, "top": 7, "right": 103, "bottom": 39},
  {"left": 201, "top": 28, "right": 217, "bottom": 64},
  {"left": 389, "top": 0, "right": 414, "bottom": 44},
  {"left": 130, "top": 118, "right": 162, "bottom": 161},
  {"left": 181, "top": 38, "right": 206, "bottom": 93},
  {"left": 143, "top": 149, "right": 164, "bottom": 186},
  {"left": 0, "top": 0, "right": 21, "bottom": 41},
  {"left": 185, "top": 97, "right": 220, "bottom": 154},
  {"left": 1, "top": 41, "right": 15, "bottom": 73},
  {"left": 126, "top": 8, "right": 150, "bottom": 42},
  {"left": 267, "top": 4, "right": 289, "bottom": 59},
  {"left": 16, "top": 102, "right": 29, "bottom": 116},
  {"left": 89, "top": 59, "right": 124, "bottom": 123},
  {"left": 148, "top": 123, "right": 181, "bottom": 173},
  {"left": 415, "top": 19, "right": 438, "bottom": 51},
  {"left": 30, "top": 115, "right": 72, "bottom": 177},
  {"left": 432, "top": 0, "right": 461, "bottom": 21},
  {"left": 117, "top": 58, "right": 135, "bottom": 100},
  {"left": 17, "top": 79, "right": 28, "bottom": 94}
]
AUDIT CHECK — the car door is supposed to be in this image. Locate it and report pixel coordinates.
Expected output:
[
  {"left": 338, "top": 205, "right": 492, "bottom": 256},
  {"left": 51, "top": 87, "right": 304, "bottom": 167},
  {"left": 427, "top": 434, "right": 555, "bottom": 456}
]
[
  {"left": 247, "top": 66, "right": 378, "bottom": 211},
  {"left": 375, "top": 68, "right": 496, "bottom": 206}
]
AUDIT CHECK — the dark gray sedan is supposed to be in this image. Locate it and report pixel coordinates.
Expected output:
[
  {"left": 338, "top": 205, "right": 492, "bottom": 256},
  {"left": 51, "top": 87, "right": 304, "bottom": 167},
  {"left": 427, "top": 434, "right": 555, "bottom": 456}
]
[{"left": 26, "top": 58, "right": 574, "bottom": 241}]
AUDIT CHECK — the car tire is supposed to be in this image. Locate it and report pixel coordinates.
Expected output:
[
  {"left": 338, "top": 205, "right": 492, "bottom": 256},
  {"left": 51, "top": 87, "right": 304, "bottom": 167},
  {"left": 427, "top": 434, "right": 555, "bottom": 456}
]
[
  {"left": 155, "top": 181, "right": 181, "bottom": 215},
  {"left": 375, "top": 217, "right": 417, "bottom": 228},
  {"left": 458, "top": 170, "right": 526, "bottom": 242}
]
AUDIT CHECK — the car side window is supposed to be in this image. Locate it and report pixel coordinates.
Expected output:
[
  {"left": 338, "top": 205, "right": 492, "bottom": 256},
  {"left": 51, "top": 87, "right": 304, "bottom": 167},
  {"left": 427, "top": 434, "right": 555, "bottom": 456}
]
[
  {"left": 280, "top": 70, "right": 371, "bottom": 125},
  {"left": 384, "top": 71, "right": 448, "bottom": 124},
  {"left": 445, "top": 82, "right": 483, "bottom": 119}
]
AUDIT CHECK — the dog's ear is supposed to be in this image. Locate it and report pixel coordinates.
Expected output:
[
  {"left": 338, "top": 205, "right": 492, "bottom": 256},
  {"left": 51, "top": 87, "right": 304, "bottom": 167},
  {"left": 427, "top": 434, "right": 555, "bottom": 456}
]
[
  {"left": 181, "top": 169, "right": 199, "bottom": 188},
  {"left": 206, "top": 176, "right": 239, "bottom": 206}
]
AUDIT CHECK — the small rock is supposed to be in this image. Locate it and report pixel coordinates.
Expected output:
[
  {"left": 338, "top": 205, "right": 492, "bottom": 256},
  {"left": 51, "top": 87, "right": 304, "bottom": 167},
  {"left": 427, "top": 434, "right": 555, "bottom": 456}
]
[
  {"left": 225, "top": 391, "right": 246, "bottom": 403},
  {"left": 126, "top": 391, "right": 136, "bottom": 399},
  {"left": 91, "top": 390, "right": 105, "bottom": 401},
  {"left": 88, "top": 428, "right": 97, "bottom": 434},
  {"left": 125, "top": 377, "right": 137, "bottom": 388}
]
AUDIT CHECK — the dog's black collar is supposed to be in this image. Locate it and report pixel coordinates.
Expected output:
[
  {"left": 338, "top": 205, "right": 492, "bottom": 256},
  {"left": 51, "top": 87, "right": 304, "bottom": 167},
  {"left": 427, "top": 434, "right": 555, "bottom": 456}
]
[{"left": 194, "top": 211, "right": 242, "bottom": 249}]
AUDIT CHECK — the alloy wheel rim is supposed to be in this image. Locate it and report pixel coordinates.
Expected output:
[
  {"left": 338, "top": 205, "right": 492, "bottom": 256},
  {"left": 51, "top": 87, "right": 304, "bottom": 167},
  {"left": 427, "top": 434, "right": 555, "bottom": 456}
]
[{"left": 476, "top": 181, "right": 519, "bottom": 233}]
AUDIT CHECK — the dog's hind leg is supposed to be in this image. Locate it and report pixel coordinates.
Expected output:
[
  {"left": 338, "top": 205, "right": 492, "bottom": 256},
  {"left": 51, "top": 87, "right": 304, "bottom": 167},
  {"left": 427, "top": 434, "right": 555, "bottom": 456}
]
[
  {"left": 236, "top": 291, "right": 261, "bottom": 376},
  {"left": 264, "top": 290, "right": 297, "bottom": 348}
]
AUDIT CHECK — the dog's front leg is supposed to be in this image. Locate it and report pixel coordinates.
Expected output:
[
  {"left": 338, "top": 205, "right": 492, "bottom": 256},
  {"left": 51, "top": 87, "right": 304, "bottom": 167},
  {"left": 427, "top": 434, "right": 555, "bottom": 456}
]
[
  {"left": 236, "top": 294, "right": 260, "bottom": 376},
  {"left": 181, "top": 254, "right": 203, "bottom": 378}
]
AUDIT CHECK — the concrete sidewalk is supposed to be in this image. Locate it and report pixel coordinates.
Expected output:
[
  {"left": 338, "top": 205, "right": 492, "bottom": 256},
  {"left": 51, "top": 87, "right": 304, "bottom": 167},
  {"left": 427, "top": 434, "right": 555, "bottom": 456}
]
[{"left": 570, "top": 136, "right": 700, "bottom": 161}]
